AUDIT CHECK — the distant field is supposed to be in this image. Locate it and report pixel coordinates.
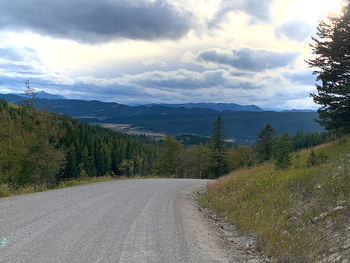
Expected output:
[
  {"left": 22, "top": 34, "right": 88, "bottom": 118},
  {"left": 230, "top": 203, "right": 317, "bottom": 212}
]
[{"left": 98, "top": 123, "right": 166, "bottom": 138}]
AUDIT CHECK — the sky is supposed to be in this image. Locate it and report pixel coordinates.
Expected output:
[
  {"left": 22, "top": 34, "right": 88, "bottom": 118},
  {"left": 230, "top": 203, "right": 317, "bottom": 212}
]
[{"left": 0, "top": 0, "right": 344, "bottom": 109}]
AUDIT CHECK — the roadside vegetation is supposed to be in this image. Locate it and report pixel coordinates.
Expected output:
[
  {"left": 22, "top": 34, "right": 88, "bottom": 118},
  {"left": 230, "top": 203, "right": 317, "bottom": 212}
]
[
  {"left": 200, "top": 2, "right": 350, "bottom": 261},
  {"left": 154, "top": 120, "right": 335, "bottom": 179},
  {"left": 201, "top": 137, "right": 350, "bottom": 261},
  {"left": 0, "top": 95, "right": 161, "bottom": 196}
]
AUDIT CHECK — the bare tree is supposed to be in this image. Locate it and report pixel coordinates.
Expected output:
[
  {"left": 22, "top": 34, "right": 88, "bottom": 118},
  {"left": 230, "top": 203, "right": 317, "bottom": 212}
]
[{"left": 24, "top": 80, "right": 37, "bottom": 109}]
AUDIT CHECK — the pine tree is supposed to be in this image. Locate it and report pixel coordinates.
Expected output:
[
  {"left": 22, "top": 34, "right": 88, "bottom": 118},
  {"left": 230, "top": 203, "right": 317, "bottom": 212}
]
[
  {"left": 273, "top": 133, "right": 294, "bottom": 170},
  {"left": 255, "top": 123, "right": 277, "bottom": 161},
  {"left": 211, "top": 116, "right": 225, "bottom": 152},
  {"left": 307, "top": 149, "right": 317, "bottom": 166},
  {"left": 308, "top": 2, "right": 350, "bottom": 134},
  {"left": 209, "top": 116, "right": 228, "bottom": 178}
]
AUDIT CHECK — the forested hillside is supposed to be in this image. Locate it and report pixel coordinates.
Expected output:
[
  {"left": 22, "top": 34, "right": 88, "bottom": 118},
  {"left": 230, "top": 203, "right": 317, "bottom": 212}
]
[
  {"left": 153, "top": 118, "right": 334, "bottom": 179},
  {"left": 0, "top": 100, "right": 160, "bottom": 190},
  {"left": 0, "top": 93, "right": 323, "bottom": 144}
]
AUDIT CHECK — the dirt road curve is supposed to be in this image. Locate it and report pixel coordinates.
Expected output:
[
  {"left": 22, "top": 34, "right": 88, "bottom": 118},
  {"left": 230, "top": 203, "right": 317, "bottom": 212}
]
[{"left": 0, "top": 179, "right": 234, "bottom": 263}]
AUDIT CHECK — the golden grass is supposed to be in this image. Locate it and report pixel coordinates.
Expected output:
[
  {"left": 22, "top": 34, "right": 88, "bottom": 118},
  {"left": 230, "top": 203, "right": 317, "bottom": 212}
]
[{"left": 202, "top": 137, "right": 350, "bottom": 262}]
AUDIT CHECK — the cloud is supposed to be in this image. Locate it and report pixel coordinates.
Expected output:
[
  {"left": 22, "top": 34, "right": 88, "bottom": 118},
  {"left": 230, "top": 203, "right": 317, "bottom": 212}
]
[
  {"left": 195, "top": 48, "right": 300, "bottom": 71},
  {"left": 0, "top": 64, "right": 317, "bottom": 109},
  {"left": 119, "top": 69, "right": 225, "bottom": 90},
  {"left": 210, "top": 0, "right": 274, "bottom": 26},
  {"left": 143, "top": 59, "right": 168, "bottom": 68},
  {"left": 283, "top": 71, "right": 316, "bottom": 85},
  {"left": 0, "top": 0, "right": 194, "bottom": 43},
  {"left": 275, "top": 20, "right": 314, "bottom": 42},
  {"left": 0, "top": 47, "right": 25, "bottom": 61}
]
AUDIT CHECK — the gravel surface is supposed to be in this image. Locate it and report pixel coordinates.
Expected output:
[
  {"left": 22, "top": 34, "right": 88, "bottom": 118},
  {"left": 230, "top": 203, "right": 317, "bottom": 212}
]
[{"left": 0, "top": 179, "right": 233, "bottom": 263}]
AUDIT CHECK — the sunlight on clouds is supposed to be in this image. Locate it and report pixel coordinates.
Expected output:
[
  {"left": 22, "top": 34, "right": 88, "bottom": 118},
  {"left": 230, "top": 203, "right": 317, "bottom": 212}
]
[
  {"left": 0, "top": 0, "right": 343, "bottom": 109},
  {"left": 272, "top": 0, "right": 343, "bottom": 23},
  {"left": 3, "top": 31, "right": 167, "bottom": 73}
]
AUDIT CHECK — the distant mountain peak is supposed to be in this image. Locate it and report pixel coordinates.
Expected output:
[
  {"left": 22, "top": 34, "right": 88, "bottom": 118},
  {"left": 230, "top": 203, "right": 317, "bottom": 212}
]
[
  {"left": 146, "top": 102, "right": 263, "bottom": 112},
  {"left": 10, "top": 91, "right": 65, "bottom": 100}
]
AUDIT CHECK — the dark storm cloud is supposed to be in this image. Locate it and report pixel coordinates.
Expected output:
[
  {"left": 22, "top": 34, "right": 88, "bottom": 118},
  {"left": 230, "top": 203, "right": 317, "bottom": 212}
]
[
  {"left": 0, "top": 0, "right": 193, "bottom": 42},
  {"left": 275, "top": 20, "right": 314, "bottom": 42},
  {"left": 197, "top": 48, "right": 300, "bottom": 71},
  {"left": 210, "top": 0, "right": 274, "bottom": 26}
]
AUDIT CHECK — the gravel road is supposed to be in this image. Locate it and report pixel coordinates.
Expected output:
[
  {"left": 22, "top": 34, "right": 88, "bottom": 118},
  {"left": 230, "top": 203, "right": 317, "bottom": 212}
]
[{"left": 0, "top": 179, "right": 233, "bottom": 263}]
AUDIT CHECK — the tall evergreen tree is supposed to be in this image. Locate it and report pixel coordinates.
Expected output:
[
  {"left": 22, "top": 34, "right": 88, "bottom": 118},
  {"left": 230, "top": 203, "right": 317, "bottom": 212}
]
[
  {"left": 211, "top": 116, "right": 225, "bottom": 152},
  {"left": 308, "top": 2, "right": 350, "bottom": 134},
  {"left": 209, "top": 116, "right": 228, "bottom": 178},
  {"left": 255, "top": 123, "right": 277, "bottom": 161}
]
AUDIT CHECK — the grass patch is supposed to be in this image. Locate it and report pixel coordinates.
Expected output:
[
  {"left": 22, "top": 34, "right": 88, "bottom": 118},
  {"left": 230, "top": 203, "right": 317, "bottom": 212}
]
[
  {"left": 203, "top": 137, "right": 350, "bottom": 262},
  {"left": 197, "top": 194, "right": 209, "bottom": 208},
  {"left": 0, "top": 175, "right": 148, "bottom": 199}
]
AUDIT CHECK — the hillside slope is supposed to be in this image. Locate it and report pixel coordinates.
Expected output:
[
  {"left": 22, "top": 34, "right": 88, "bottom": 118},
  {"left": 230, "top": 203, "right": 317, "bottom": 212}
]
[
  {"left": 0, "top": 93, "right": 323, "bottom": 144},
  {"left": 201, "top": 137, "right": 350, "bottom": 262},
  {"left": 0, "top": 99, "right": 160, "bottom": 194},
  {"left": 147, "top": 102, "right": 263, "bottom": 112}
]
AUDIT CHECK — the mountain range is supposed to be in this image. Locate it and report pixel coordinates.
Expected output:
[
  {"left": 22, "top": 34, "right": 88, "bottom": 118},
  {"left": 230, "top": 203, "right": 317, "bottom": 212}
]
[
  {"left": 11, "top": 91, "right": 65, "bottom": 100},
  {"left": 146, "top": 103, "right": 263, "bottom": 112},
  {"left": 0, "top": 93, "right": 323, "bottom": 144}
]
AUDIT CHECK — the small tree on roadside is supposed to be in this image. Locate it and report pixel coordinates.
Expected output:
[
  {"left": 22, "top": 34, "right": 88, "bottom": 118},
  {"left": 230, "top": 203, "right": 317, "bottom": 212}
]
[{"left": 273, "top": 133, "right": 294, "bottom": 170}]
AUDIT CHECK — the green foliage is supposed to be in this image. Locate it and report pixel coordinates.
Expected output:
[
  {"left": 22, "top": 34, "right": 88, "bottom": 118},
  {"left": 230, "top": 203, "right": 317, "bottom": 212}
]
[
  {"left": 0, "top": 93, "right": 325, "bottom": 144},
  {"left": 57, "top": 118, "right": 160, "bottom": 179},
  {"left": 308, "top": 2, "right": 350, "bottom": 134},
  {"left": 154, "top": 117, "right": 230, "bottom": 179},
  {"left": 209, "top": 116, "right": 229, "bottom": 178},
  {"left": 154, "top": 122, "right": 333, "bottom": 179},
  {"left": 178, "top": 143, "right": 212, "bottom": 179},
  {"left": 0, "top": 100, "right": 64, "bottom": 187},
  {"left": 307, "top": 149, "right": 329, "bottom": 167},
  {"left": 273, "top": 133, "right": 294, "bottom": 170},
  {"left": 203, "top": 137, "right": 350, "bottom": 262},
  {"left": 255, "top": 123, "right": 277, "bottom": 161},
  {"left": 79, "top": 169, "right": 88, "bottom": 180},
  {"left": 154, "top": 136, "right": 183, "bottom": 177},
  {"left": 292, "top": 131, "right": 337, "bottom": 150},
  {"left": 0, "top": 184, "right": 11, "bottom": 197},
  {"left": 211, "top": 116, "right": 225, "bottom": 152},
  {"left": 175, "top": 134, "right": 210, "bottom": 146},
  {"left": 228, "top": 145, "right": 255, "bottom": 171},
  {"left": 0, "top": 99, "right": 160, "bottom": 192},
  {"left": 307, "top": 149, "right": 317, "bottom": 166}
]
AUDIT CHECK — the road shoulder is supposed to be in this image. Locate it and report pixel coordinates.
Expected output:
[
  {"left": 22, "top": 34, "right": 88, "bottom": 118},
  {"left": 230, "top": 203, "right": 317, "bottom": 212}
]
[{"left": 177, "top": 183, "right": 270, "bottom": 263}]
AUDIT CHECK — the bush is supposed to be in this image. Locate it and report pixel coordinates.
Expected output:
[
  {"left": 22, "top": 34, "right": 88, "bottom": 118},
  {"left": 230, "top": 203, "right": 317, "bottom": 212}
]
[
  {"left": 273, "top": 133, "right": 294, "bottom": 170},
  {"left": 0, "top": 184, "right": 11, "bottom": 197}
]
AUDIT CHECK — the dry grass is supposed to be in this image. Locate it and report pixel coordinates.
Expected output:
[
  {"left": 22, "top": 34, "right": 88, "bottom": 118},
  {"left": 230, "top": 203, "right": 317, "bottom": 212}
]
[
  {"left": 0, "top": 175, "right": 148, "bottom": 198},
  {"left": 202, "top": 137, "right": 350, "bottom": 262}
]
